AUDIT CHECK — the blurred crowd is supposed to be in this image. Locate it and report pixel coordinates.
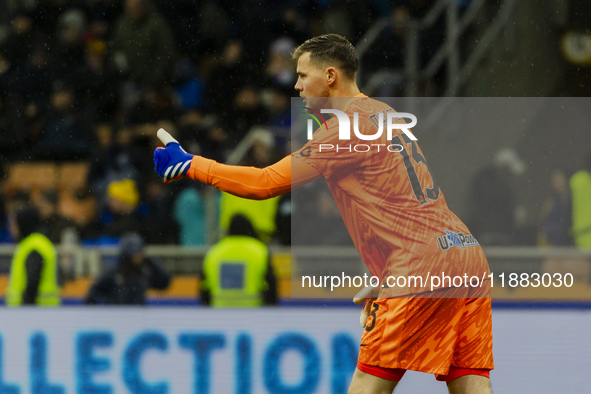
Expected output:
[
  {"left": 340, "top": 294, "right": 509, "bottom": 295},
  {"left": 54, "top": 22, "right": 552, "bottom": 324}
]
[
  {"left": 0, "top": 0, "right": 446, "bottom": 248},
  {"left": 0, "top": 0, "right": 586, "bottom": 252}
]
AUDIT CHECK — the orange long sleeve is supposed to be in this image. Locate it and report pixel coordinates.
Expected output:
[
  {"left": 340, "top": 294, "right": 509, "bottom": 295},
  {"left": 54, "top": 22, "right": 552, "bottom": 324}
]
[{"left": 186, "top": 155, "right": 322, "bottom": 200}]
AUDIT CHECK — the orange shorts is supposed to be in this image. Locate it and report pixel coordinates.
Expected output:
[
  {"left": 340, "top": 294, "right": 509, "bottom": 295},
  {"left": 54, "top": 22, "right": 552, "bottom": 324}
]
[{"left": 358, "top": 291, "right": 493, "bottom": 377}]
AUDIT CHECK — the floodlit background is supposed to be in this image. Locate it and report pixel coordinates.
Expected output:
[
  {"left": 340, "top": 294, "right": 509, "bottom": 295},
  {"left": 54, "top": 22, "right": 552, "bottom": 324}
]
[{"left": 0, "top": 0, "right": 590, "bottom": 393}]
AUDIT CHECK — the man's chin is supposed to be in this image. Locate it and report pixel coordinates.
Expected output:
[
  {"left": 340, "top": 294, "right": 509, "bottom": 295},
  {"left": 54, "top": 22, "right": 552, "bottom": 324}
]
[{"left": 302, "top": 97, "right": 326, "bottom": 112}]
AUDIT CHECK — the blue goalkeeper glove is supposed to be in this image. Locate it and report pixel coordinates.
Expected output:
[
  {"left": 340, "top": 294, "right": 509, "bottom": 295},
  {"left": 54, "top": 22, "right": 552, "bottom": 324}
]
[{"left": 153, "top": 129, "right": 193, "bottom": 183}]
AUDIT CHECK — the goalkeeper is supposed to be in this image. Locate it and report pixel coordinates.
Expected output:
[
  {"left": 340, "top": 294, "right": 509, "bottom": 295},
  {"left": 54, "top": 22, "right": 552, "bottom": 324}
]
[{"left": 154, "top": 34, "right": 493, "bottom": 394}]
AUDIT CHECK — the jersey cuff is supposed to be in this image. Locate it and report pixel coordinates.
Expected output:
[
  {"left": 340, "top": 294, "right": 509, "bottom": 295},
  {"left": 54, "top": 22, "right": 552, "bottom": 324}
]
[{"left": 187, "top": 156, "right": 215, "bottom": 184}]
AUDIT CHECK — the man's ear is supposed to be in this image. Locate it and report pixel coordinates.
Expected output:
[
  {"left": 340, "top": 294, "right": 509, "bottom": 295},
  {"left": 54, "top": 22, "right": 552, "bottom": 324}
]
[{"left": 326, "top": 67, "right": 337, "bottom": 86}]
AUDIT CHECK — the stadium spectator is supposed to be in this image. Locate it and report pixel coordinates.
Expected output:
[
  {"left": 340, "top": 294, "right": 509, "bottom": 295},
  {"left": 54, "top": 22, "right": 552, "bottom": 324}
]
[
  {"left": 0, "top": 90, "right": 26, "bottom": 161},
  {"left": 84, "top": 0, "right": 122, "bottom": 39},
  {"left": 539, "top": 169, "right": 572, "bottom": 246},
  {"left": 86, "top": 126, "right": 144, "bottom": 209},
  {"left": 468, "top": 148, "right": 525, "bottom": 245},
  {"left": 34, "top": 189, "right": 77, "bottom": 244},
  {"left": 240, "top": 132, "right": 279, "bottom": 168},
  {"left": 230, "top": 86, "right": 269, "bottom": 141},
  {"left": 86, "top": 178, "right": 143, "bottom": 241},
  {"left": 193, "top": 0, "right": 229, "bottom": 57},
  {"left": 87, "top": 123, "right": 117, "bottom": 204},
  {"left": 127, "top": 84, "right": 181, "bottom": 126},
  {"left": 6, "top": 205, "right": 61, "bottom": 306},
  {"left": 173, "top": 184, "right": 212, "bottom": 246},
  {"left": 142, "top": 179, "right": 179, "bottom": 244},
  {"left": 1, "top": 191, "right": 30, "bottom": 243},
  {"left": 52, "top": 8, "right": 86, "bottom": 79},
  {"left": 13, "top": 38, "right": 53, "bottom": 117},
  {"left": 199, "top": 120, "right": 231, "bottom": 163},
  {"left": 205, "top": 40, "right": 248, "bottom": 117},
  {"left": 172, "top": 58, "right": 204, "bottom": 111},
  {"left": 31, "top": 0, "right": 77, "bottom": 39},
  {"left": 266, "top": 37, "right": 296, "bottom": 89},
  {"left": 176, "top": 111, "right": 208, "bottom": 157},
  {"left": 232, "top": 0, "right": 278, "bottom": 74},
  {"left": 3, "top": 10, "right": 37, "bottom": 70},
  {"left": 74, "top": 39, "right": 119, "bottom": 123},
  {"left": 274, "top": 6, "right": 309, "bottom": 45},
  {"left": 361, "top": 6, "right": 409, "bottom": 94},
  {"left": 85, "top": 232, "right": 171, "bottom": 304},
  {"left": 155, "top": 1, "right": 200, "bottom": 56},
  {"left": 111, "top": 0, "right": 177, "bottom": 87},
  {"left": 35, "top": 80, "right": 91, "bottom": 160},
  {"left": 570, "top": 152, "right": 591, "bottom": 248},
  {"left": 321, "top": 0, "right": 374, "bottom": 41},
  {"left": 200, "top": 215, "right": 277, "bottom": 307},
  {"left": 264, "top": 85, "right": 292, "bottom": 135}
]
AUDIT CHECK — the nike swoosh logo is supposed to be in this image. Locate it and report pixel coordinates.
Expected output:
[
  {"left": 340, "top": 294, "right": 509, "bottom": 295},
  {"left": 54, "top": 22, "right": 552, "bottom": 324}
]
[{"left": 360, "top": 344, "right": 368, "bottom": 347}]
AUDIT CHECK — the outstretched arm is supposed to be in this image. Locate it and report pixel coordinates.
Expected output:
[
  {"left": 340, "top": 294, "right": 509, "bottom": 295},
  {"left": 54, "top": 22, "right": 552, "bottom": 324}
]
[
  {"left": 186, "top": 155, "right": 320, "bottom": 200},
  {"left": 154, "top": 129, "right": 321, "bottom": 200}
]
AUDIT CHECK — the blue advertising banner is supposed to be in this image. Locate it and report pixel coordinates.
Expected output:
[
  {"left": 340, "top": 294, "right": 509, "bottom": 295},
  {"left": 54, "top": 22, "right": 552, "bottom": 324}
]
[{"left": 0, "top": 308, "right": 589, "bottom": 393}]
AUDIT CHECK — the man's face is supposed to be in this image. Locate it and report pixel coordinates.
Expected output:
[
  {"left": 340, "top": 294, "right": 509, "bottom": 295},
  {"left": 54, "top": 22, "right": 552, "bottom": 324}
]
[{"left": 294, "top": 52, "right": 330, "bottom": 111}]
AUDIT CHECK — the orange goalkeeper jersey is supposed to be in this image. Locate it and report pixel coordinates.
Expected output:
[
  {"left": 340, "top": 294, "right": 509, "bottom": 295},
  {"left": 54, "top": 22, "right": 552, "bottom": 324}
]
[{"left": 291, "top": 95, "right": 489, "bottom": 296}]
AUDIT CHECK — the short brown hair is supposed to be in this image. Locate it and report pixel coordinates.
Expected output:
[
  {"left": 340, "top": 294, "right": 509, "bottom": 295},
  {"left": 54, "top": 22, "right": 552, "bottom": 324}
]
[{"left": 292, "top": 34, "right": 358, "bottom": 80}]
